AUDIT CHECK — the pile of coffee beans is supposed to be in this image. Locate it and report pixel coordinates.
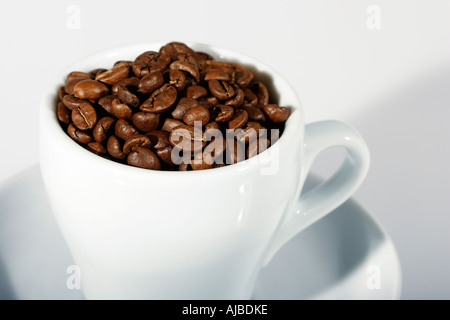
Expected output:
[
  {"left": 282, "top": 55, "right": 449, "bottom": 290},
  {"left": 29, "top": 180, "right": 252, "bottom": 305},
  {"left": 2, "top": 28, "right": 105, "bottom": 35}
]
[{"left": 56, "top": 42, "right": 290, "bottom": 171}]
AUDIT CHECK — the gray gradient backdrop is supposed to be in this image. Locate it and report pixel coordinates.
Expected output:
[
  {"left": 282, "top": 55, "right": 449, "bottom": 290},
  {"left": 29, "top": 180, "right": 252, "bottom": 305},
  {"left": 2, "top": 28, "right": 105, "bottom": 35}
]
[{"left": 0, "top": 0, "right": 449, "bottom": 299}]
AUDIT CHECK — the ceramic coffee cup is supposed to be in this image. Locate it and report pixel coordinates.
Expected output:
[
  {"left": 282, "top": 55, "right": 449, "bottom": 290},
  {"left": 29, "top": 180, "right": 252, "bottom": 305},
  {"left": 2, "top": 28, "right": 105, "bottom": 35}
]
[{"left": 39, "top": 42, "right": 370, "bottom": 299}]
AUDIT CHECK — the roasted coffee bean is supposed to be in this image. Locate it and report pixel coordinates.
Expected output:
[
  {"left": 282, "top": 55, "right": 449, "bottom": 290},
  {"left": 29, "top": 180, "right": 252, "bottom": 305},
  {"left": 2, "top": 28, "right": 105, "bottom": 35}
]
[
  {"left": 107, "top": 135, "right": 125, "bottom": 159},
  {"left": 169, "top": 124, "right": 205, "bottom": 152},
  {"left": 95, "top": 61, "right": 130, "bottom": 85},
  {"left": 241, "top": 106, "right": 265, "bottom": 122},
  {"left": 72, "top": 103, "right": 97, "bottom": 130},
  {"left": 132, "top": 51, "right": 170, "bottom": 78},
  {"left": 183, "top": 106, "right": 210, "bottom": 126},
  {"left": 197, "top": 96, "right": 218, "bottom": 109},
  {"left": 214, "top": 105, "right": 234, "bottom": 122},
  {"left": 160, "top": 42, "right": 196, "bottom": 60},
  {"left": 62, "top": 95, "right": 88, "bottom": 110},
  {"left": 57, "top": 102, "right": 71, "bottom": 124},
  {"left": 123, "top": 134, "right": 152, "bottom": 154},
  {"left": 262, "top": 104, "right": 290, "bottom": 123},
  {"left": 115, "top": 119, "right": 138, "bottom": 140},
  {"left": 98, "top": 95, "right": 116, "bottom": 114},
  {"left": 170, "top": 61, "right": 200, "bottom": 82},
  {"left": 65, "top": 77, "right": 90, "bottom": 95},
  {"left": 228, "top": 109, "right": 248, "bottom": 130},
  {"left": 93, "top": 117, "right": 115, "bottom": 143},
  {"left": 146, "top": 130, "right": 170, "bottom": 149},
  {"left": 203, "top": 69, "right": 230, "bottom": 81},
  {"left": 242, "top": 88, "right": 258, "bottom": 108},
  {"left": 209, "top": 80, "right": 235, "bottom": 100},
  {"left": 67, "top": 123, "right": 91, "bottom": 144},
  {"left": 127, "top": 147, "right": 161, "bottom": 170},
  {"left": 252, "top": 82, "right": 269, "bottom": 107},
  {"left": 111, "top": 98, "right": 133, "bottom": 120},
  {"left": 247, "top": 138, "right": 270, "bottom": 158},
  {"left": 58, "top": 87, "right": 66, "bottom": 101},
  {"left": 112, "top": 77, "right": 140, "bottom": 94},
  {"left": 161, "top": 118, "right": 184, "bottom": 132},
  {"left": 191, "top": 151, "right": 214, "bottom": 170},
  {"left": 117, "top": 85, "right": 139, "bottom": 108},
  {"left": 132, "top": 112, "right": 160, "bottom": 132},
  {"left": 140, "top": 84, "right": 177, "bottom": 113},
  {"left": 138, "top": 71, "right": 164, "bottom": 94},
  {"left": 67, "top": 71, "right": 92, "bottom": 81},
  {"left": 225, "top": 87, "right": 244, "bottom": 107},
  {"left": 156, "top": 146, "right": 175, "bottom": 166},
  {"left": 164, "top": 69, "right": 186, "bottom": 92},
  {"left": 74, "top": 79, "right": 109, "bottom": 100},
  {"left": 186, "top": 85, "right": 207, "bottom": 99},
  {"left": 57, "top": 42, "right": 290, "bottom": 171},
  {"left": 171, "top": 97, "right": 198, "bottom": 120},
  {"left": 87, "top": 142, "right": 107, "bottom": 156}
]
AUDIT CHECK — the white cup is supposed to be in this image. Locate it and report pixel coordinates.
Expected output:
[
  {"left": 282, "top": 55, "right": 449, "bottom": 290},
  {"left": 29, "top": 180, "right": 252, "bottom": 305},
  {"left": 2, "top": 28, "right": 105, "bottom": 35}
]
[{"left": 39, "top": 42, "right": 370, "bottom": 299}]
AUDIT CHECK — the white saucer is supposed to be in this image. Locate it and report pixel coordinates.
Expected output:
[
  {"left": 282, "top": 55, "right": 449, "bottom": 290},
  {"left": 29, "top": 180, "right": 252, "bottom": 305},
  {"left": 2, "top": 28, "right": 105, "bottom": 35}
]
[{"left": 0, "top": 166, "right": 401, "bottom": 300}]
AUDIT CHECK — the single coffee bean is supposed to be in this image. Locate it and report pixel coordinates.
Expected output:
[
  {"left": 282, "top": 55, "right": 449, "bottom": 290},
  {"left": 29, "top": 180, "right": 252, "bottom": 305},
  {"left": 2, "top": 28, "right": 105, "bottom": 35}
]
[
  {"left": 205, "top": 121, "right": 220, "bottom": 131},
  {"left": 191, "top": 151, "right": 214, "bottom": 170},
  {"left": 228, "top": 109, "right": 248, "bottom": 130},
  {"left": 73, "top": 79, "right": 109, "bottom": 100},
  {"left": 132, "top": 112, "right": 160, "bottom": 132},
  {"left": 183, "top": 106, "right": 210, "bottom": 126},
  {"left": 123, "top": 134, "right": 152, "bottom": 154},
  {"left": 232, "top": 66, "right": 254, "bottom": 87},
  {"left": 209, "top": 80, "right": 235, "bottom": 100},
  {"left": 111, "top": 98, "right": 133, "bottom": 120},
  {"left": 198, "top": 60, "right": 234, "bottom": 72},
  {"left": 169, "top": 124, "right": 205, "bottom": 152},
  {"left": 252, "top": 82, "right": 269, "bottom": 107},
  {"left": 57, "top": 102, "right": 71, "bottom": 124},
  {"left": 67, "top": 123, "right": 91, "bottom": 144},
  {"left": 115, "top": 119, "right": 138, "bottom": 140},
  {"left": 242, "top": 88, "right": 258, "bottom": 108},
  {"left": 117, "top": 85, "right": 139, "bottom": 108},
  {"left": 194, "top": 51, "right": 214, "bottom": 61},
  {"left": 107, "top": 135, "right": 125, "bottom": 159},
  {"left": 62, "top": 95, "right": 88, "bottom": 110},
  {"left": 98, "top": 95, "right": 116, "bottom": 114},
  {"left": 138, "top": 71, "right": 164, "bottom": 94},
  {"left": 161, "top": 118, "right": 184, "bottom": 132},
  {"left": 247, "top": 138, "right": 271, "bottom": 158},
  {"left": 171, "top": 97, "right": 198, "bottom": 120},
  {"left": 214, "top": 105, "right": 234, "bottom": 122},
  {"left": 112, "top": 77, "right": 140, "bottom": 94},
  {"left": 140, "top": 84, "right": 177, "bottom": 113},
  {"left": 175, "top": 52, "right": 199, "bottom": 67},
  {"left": 89, "top": 68, "right": 107, "bottom": 77},
  {"left": 170, "top": 61, "right": 200, "bottom": 82},
  {"left": 93, "top": 117, "right": 115, "bottom": 143},
  {"left": 72, "top": 103, "right": 97, "bottom": 131},
  {"left": 262, "top": 104, "right": 290, "bottom": 123},
  {"left": 87, "top": 142, "right": 107, "bottom": 156},
  {"left": 237, "top": 121, "right": 265, "bottom": 144},
  {"left": 160, "top": 42, "right": 196, "bottom": 60},
  {"left": 132, "top": 51, "right": 170, "bottom": 78},
  {"left": 67, "top": 71, "right": 92, "bottom": 81},
  {"left": 186, "top": 85, "right": 207, "bottom": 99},
  {"left": 58, "top": 87, "right": 66, "bottom": 101},
  {"left": 241, "top": 106, "right": 265, "bottom": 122},
  {"left": 203, "top": 69, "right": 230, "bottom": 82},
  {"left": 225, "top": 87, "right": 244, "bottom": 107},
  {"left": 146, "top": 130, "right": 170, "bottom": 149},
  {"left": 127, "top": 147, "right": 161, "bottom": 170},
  {"left": 156, "top": 146, "right": 175, "bottom": 166},
  {"left": 65, "top": 76, "right": 90, "bottom": 95},
  {"left": 197, "top": 96, "right": 218, "bottom": 108},
  {"left": 95, "top": 61, "right": 130, "bottom": 85},
  {"left": 164, "top": 69, "right": 186, "bottom": 92}
]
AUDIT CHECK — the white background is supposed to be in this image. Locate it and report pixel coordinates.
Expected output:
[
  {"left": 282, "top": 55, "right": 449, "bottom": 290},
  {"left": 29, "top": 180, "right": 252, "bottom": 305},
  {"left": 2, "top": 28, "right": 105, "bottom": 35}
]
[{"left": 1, "top": 0, "right": 449, "bottom": 299}]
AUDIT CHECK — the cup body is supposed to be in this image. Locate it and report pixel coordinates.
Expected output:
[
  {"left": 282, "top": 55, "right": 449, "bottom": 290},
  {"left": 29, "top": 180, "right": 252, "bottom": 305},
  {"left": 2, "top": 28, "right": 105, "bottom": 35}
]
[{"left": 40, "top": 42, "right": 304, "bottom": 299}]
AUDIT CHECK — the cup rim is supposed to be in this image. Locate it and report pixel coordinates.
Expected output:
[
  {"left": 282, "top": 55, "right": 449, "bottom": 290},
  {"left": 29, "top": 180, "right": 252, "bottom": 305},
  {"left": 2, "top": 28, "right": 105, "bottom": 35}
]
[{"left": 40, "top": 41, "right": 304, "bottom": 178}]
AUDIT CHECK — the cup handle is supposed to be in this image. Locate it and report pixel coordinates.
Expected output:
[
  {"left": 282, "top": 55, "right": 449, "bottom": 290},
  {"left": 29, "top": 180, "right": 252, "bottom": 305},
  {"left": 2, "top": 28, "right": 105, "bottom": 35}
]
[{"left": 263, "top": 120, "right": 370, "bottom": 266}]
